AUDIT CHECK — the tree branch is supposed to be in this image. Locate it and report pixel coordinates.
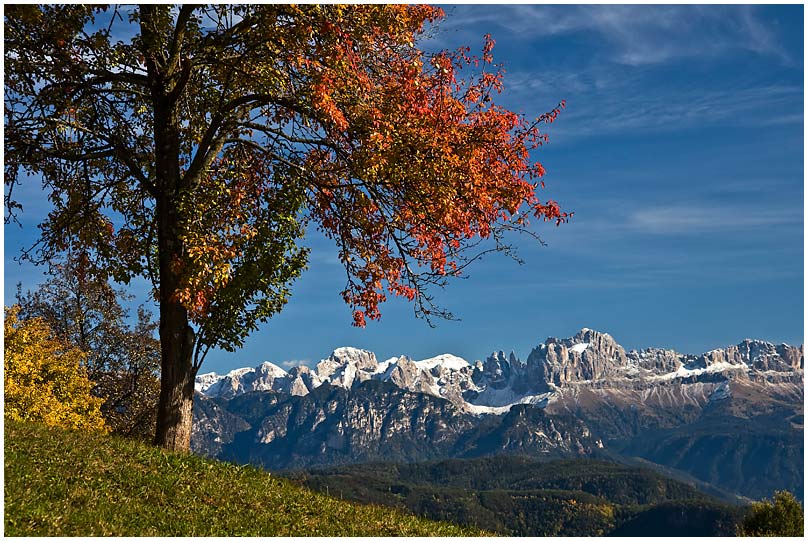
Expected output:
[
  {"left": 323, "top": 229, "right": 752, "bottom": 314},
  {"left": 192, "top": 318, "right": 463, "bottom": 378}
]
[{"left": 167, "top": 5, "right": 197, "bottom": 77}]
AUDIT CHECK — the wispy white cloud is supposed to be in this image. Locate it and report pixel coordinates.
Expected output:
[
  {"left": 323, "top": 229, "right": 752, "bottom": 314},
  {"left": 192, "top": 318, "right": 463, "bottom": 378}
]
[
  {"left": 435, "top": 5, "right": 791, "bottom": 66},
  {"left": 529, "top": 265, "right": 803, "bottom": 291},
  {"left": 546, "top": 201, "right": 802, "bottom": 245},
  {"left": 502, "top": 71, "right": 803, "bottom": 141},
  {"left": 627, "top": 204, "right": 802, "bottom": 234},
  {"left": 279, "top": 359, "right": 309, "bottom": 369},
  {"left": 424, "top": 7, "right": 805, "bottom": 150}
]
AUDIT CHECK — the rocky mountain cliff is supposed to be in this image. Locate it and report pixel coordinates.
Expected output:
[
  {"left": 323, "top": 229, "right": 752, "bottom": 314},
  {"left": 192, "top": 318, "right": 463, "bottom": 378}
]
[
  {"left": 191, "top": 328, "right": 803, "bottom": 500},
  {"left": 196, "top": 328, "right": 802, "bottom": 413},
  {"left": 198, "top": 381, "right": 597, "bottom": 470}
]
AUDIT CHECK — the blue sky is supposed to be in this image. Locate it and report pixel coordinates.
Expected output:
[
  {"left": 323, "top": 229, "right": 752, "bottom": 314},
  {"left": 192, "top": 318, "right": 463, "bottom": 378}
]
[{"left": 3, "top": 4, "right": 804, "bottom": 374}]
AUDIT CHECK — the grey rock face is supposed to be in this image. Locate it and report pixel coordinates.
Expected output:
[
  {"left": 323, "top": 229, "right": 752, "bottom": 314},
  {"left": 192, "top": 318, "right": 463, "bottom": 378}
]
[
  {"left": 628, "top": 348, "right": 683, "bottom": 374},
  {"left": 479, "top": 351, "right": 513, "bottom": 389},
  {"left": 191, "top": 394, "right": 250, "bottom": 457},
  {"left": 701, "top": 339, "right": 803, "bottom": 372},
  {"left": 525, "top": 328, "right": 627, "bottom": 389},
  {"left": 387, "top": 356, "right": 434, "bottom": 395},
  {"left": 192, "top": 381, "right": 596, "bottom": 470},
  {"left": 287, "top": 365, "right": 320, "bottom": 396}
]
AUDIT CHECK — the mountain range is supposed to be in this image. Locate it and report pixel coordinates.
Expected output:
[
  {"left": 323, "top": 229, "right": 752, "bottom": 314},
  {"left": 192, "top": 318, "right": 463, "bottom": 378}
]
[{"left": 191, "top": 328, "right": 803, "bottom": 500}]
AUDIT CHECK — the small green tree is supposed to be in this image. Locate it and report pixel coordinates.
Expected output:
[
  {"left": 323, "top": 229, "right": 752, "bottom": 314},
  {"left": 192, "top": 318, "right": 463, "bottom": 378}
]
[
  {"left": 4, "top": 305, "right": 107, "bottom": 432},
  {"left": 738, "top": 490, "right": 804, "bottom": 537}
]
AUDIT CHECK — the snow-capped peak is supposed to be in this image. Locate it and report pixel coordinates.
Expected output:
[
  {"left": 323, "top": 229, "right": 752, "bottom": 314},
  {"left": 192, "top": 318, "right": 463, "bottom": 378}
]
[
  {"left": 415, "top": 353, "right": 470, "bottom": 372},
  {"left": 225, "top": 366, "right": 254, "bottom": 378},
  {"left": 256, "top": 361, "right": 288, "bottom": 378},
  {"left": 322, "top": 346, "right": 377, "bottom": 368},
  {"left": 316, "top": 347, "right": 378, "bottom": 389},
  {"left": 195, "top": 371, "right": 224, "bottom": 393},
  {"left": 196, "top": 362, "right": 291, "bottom": 399},
  {"left": 332, "top": 346, "right": 370, "bottom": 359}
]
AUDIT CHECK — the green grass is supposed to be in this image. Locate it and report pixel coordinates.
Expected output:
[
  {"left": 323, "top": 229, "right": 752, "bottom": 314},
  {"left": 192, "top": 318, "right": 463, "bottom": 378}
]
[{"left": 4, "top": 420, "right": 485, "bottom": 536}]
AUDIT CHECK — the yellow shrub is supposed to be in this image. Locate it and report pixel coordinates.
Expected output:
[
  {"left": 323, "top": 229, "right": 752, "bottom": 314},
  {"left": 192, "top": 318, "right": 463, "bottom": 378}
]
[{"left": 4, "top": 305, "right": 106, "bottom": 432}]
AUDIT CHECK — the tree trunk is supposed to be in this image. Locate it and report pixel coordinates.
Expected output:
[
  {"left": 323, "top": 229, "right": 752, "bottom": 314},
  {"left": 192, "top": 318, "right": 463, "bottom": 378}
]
[
  {"left": 153, "top": 310, "right": 196, "bottom": 450},
  {"left": 141, "top": 4, "right": 198, "bottom": 452},
  {"left": 151, "top": 87, "right": 196, "bottom": 451},
  {"left": 152, "top": 150, "right": 198, "bottom": 451}
]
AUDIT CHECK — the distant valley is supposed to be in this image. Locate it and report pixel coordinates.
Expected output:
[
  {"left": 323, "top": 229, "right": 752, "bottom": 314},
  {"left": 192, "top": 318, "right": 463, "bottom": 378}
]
[
  {"left": 191, "top": 328, "right": 803, "bottom": 501},
  {"left": 290, "top": 456, "right": 748, "bottom": 536}
]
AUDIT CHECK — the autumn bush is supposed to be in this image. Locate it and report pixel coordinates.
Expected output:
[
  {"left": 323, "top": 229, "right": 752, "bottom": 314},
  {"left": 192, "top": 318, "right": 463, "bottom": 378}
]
[{"left": 4, "top": 305, "right": 106, "bottom": 431}]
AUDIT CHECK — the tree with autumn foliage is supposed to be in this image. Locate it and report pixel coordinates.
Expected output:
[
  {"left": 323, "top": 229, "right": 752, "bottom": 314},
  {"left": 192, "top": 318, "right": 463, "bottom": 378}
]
[
  {"left": 5, "top": 5, "right": 569, "bottom": 451},
  {"left": 16, "top": 252, "right": 161, "bottom": 439},
  {"left": 4, "top": 305, "right": 107, "bottom": 432}
]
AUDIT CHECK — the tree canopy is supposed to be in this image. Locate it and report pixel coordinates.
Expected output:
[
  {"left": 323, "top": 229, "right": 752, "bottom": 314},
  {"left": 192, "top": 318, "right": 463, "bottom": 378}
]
[
  {"left": 4, "top": 5, "right": 568, "bottom": 450},
  {"left": 738, "top": 491, "right": 804, "bottom": 537}
]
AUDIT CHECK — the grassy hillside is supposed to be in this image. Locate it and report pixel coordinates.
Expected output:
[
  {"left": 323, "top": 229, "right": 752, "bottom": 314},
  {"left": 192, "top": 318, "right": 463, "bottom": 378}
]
[{"left": 3, "top": 421, "right": 483, "bottom": 536}]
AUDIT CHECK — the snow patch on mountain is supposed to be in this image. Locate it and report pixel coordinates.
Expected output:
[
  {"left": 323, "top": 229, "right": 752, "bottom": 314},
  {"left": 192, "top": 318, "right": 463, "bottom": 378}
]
[
  {"left": 469, "top": 384, "right": 529, "bottom": 408},
  {"left": 375, "top": 356, "right": 399, "bottom": 375},
  {"left": 570, "top": 342, "right": 590, "bottom": 354},
  {"left": 465, "top": 402, "right": 513, "bottom": 415},
  {"left": 710, "top": 381, "right": 732, "bottom": 402},
  {"left": 650, "top": 360, "right": 746, "bottom": 382}
]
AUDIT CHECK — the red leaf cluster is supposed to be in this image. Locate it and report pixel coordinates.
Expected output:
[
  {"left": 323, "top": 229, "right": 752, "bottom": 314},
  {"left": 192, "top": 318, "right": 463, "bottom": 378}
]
[{"left": 284, "top": 6, "right": 571, "bottom": 325}]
